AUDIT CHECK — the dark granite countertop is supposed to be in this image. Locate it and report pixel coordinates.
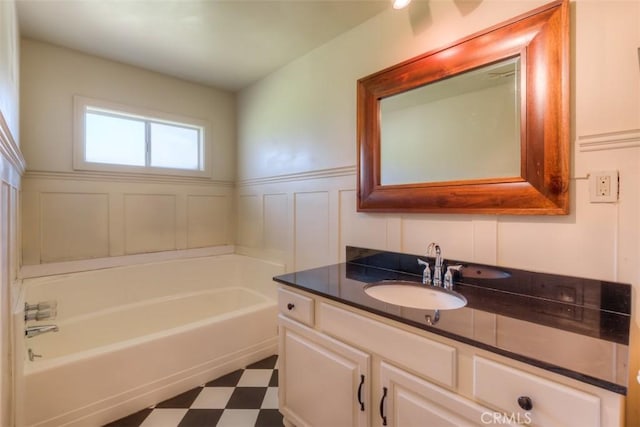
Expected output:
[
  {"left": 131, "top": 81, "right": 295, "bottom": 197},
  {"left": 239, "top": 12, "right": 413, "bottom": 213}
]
[{"left": 273, "top": 246, "right": 631, "bottom": 395}]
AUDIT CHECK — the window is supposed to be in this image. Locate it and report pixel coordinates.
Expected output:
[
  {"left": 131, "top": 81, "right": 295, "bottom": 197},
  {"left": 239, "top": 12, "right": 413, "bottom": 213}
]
[{"left": 74, "top": 96, "right": 210, "bottom": 177}]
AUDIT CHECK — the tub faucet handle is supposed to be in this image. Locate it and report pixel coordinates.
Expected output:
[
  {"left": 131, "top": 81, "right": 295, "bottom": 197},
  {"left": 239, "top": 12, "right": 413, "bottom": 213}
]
[
  {"left": 25, "top": 301, "right": 58, "bottom": 322},
  {"left": 25, "top": 300, "right": 58, "bottom": 312},
  {"left": 25, "top": 308, "right": 57, "bottom": 321}
]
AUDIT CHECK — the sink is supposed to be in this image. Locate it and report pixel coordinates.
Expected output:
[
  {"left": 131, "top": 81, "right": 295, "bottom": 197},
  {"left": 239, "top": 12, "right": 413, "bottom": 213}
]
[{"left": 364, "top": 281, "right": 467, "bottom": 310}]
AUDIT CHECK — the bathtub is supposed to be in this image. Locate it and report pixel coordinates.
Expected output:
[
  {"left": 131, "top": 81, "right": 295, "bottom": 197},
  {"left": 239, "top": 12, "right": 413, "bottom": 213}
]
[{"left": 20, "top": 254, "right": 283, "bottom": 427}]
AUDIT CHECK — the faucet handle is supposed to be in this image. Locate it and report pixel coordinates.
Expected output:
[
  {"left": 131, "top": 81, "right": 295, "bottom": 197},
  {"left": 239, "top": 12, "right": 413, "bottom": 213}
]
[
  {"left": 443, "top": 265, "right": 463, "bottom": 290},
  {"left": 24, "top": 300, "right": 58, "bottom": 322},
  {"left": 25, "top": 300, "right": 57, "bottom": 312},
  {"left": 417, "top": 259, "right": 431, "bottom": 284},
  {"left": 25, "top": 308, "right": 57, "bottom": 322}
]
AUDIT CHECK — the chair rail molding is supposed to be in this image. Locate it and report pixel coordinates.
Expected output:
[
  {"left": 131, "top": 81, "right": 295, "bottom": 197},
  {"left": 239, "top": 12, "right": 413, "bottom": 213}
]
[
  {"left": 237, "top": 165, "right": 356, "bottom": 187},
  {"left": 23, "top": 169, "right": 234, "bottom": 187},
  {"left": 578, "top": 128, "right": 640, "bottom": 152}
]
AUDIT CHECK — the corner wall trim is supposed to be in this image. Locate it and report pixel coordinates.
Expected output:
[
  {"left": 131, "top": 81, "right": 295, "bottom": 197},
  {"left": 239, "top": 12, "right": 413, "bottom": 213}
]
[
  {"left": 0, "top": 111, "right": 25, "bottom": 176},
  {"left": 577, "top": 129, "right": 640, "bottom": 152}
]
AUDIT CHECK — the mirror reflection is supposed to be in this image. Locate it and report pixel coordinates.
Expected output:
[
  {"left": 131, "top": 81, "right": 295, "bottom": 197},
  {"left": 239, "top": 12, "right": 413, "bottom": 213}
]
[{"left": 380, "top": 57, "right": 521, "bottom": 186}]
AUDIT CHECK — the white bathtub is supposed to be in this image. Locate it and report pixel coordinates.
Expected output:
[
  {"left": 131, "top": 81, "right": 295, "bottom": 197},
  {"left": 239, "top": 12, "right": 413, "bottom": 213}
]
[{"left": 20, "top": 254, "right": 283, "bottom": 427}]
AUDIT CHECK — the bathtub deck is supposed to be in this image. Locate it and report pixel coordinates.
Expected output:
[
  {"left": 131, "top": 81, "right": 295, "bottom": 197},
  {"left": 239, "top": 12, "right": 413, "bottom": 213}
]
[{"left": 105, "top": 355, "right": 282, "bottom": 427}]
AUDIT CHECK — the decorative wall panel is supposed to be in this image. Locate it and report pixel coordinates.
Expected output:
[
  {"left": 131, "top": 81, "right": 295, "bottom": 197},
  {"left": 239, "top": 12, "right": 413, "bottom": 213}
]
[
  {"left": 187, "top": 195, "right": 230, "bottom": 248},
  {"left": 264, "top": 193, "right": 288, "bottom": 258},
  {"left": 41, "top": 192, "right": 110, "bottom": 262},
  {"left": 339, "top": 190, "right": 388, "bottom": 254},
  {"left": 124, "top": 194, "right": 176, "bottom": 254},
  {"left": 237, "top": 195, "right": 261, "bottom": 249},
  {"left": 294, "top": 192, "right": 330, "bottom": 271},
  {"left": 21, "top": 173, "right": 234, "bottom": 264}
]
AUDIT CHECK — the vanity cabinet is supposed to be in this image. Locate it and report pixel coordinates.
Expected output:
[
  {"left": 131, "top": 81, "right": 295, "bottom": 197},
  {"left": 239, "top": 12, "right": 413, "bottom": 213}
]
[
  {"left": 277, "top": 285, "right": 624, "bottom": 427},
  {"left": 278, "top": 315, "right": 370, "bottom": 427}
]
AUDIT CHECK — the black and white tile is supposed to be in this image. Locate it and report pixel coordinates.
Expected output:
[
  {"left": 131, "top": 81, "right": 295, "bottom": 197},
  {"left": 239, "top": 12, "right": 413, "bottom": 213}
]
[{"left": 105, "top": 355, "right": 282, "bottom": 427}]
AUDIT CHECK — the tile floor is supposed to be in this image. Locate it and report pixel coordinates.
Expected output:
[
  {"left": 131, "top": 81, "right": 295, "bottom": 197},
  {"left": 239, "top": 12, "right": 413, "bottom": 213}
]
[{"left": 105, "top": 355, "right": 283, "bottom": 427}]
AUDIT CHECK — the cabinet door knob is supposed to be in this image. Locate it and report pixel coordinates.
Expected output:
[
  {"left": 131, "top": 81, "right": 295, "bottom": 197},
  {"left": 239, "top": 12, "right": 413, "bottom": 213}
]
[
  {"left": 517, "top": 396, "right": 533, "bottom": 411},
  {"left": 287, "top": 303, "right": 295, "bottom": 311}
]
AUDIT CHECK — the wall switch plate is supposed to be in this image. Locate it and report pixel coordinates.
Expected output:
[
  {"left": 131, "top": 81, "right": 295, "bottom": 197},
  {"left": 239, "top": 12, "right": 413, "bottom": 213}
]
[{"left": 589, "top": 170, "right": 619, "bottom": 203}]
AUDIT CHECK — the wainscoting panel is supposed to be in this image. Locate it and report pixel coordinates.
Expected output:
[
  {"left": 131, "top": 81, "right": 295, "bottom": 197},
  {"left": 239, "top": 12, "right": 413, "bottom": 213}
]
[
  {"left": 124, "top": 194, "right": 177, "bottom": 255},
  {"left": 236, "top": 152, "right": 634, "bottom": 284},
  {"left": 401, "top": 215, "right": 476, "bottom": 262},
  {"left": 236, "top": 172, "right": 354, "bottom": 269},
  {"left": 41, "top": 192, "right": 110, "bottom": 263},
  {"left": 22, "top": 173, "right": 234, "bottom": 264},
  {"left": 187, "top": 195, "right": 230, "bottom": 248},
  {"left": 237, "top": 194, "right": 262, "bottom": 249},
  {"left": 263, "top": 193, "right": 288, "bottom": 260},
  {"left": 339, "top": 190, "right": 388, "bottom": 255},
  {"left": 294, "top": 191, "right": 330, "bottom": 271}
]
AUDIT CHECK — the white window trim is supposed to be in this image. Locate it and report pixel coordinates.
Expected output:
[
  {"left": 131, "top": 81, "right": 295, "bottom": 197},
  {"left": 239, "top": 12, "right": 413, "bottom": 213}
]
[{"left": 73, "top": 95, "right": 212, "bottom": 178}]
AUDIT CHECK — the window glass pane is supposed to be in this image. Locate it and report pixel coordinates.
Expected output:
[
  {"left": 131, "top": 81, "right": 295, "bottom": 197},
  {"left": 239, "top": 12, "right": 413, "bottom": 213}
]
[
  {"left": 85, "top": 111, "right": 146, "bottom": 166},
  {"left": 150, "top": 122, "right": 200, "bottom": 170}
]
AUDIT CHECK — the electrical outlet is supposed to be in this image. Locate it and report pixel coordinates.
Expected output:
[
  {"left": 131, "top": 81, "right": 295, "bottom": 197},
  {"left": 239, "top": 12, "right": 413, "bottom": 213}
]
[
  {"left": 596, "top": 175, "right": 611, "bottom": 197},
  {"left": 589, "top": 170, "right": 618, "bottom": 203}
]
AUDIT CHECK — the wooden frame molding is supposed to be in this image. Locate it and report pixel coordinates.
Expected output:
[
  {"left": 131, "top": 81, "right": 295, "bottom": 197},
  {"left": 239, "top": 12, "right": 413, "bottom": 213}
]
[{"left": 357, "top": 0, "right": 570, "bottom": 215}]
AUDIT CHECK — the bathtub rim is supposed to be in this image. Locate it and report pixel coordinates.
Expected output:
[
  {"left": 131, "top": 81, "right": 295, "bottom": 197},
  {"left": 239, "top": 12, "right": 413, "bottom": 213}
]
[{"left": 20, "top": 245, "right": 238, "bottom": 280}]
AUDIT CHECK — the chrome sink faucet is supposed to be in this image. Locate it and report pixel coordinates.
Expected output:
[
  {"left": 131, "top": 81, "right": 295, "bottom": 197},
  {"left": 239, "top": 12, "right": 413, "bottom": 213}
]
[{"left": 428, "top": 243, "right": 443, "bottom": 287}]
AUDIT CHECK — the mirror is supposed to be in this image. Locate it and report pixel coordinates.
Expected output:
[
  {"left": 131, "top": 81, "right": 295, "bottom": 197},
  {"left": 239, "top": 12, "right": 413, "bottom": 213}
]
[
  {"left": 380, "top": 57, "right": 521, "bottom": 185},
  {"left": 357, "top": 0, "right": 569, "bottom": 214}
]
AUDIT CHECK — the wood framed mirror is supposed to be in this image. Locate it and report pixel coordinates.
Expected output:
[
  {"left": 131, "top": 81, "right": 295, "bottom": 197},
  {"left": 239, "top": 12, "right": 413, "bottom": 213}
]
[{"left": 357, "top": 0, "right": 569, "bottom": 215}]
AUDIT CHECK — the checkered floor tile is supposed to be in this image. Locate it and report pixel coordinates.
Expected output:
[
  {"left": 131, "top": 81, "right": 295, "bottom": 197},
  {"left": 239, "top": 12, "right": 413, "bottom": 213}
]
[{"left": 104, "top": 355, "right": 282, "bottom": 427}]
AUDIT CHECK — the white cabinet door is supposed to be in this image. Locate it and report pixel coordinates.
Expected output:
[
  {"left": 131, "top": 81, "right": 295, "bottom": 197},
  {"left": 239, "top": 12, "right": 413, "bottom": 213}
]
[
  {"left": 379, "top": 362, "right": 519, "bottom": 427},
  {"left": 279, "top": 314, "right": 370, "bottom": 427}
]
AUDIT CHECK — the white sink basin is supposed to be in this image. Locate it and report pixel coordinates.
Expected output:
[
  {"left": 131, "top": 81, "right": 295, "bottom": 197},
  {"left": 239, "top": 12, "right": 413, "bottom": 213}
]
[{"left": 364, "top": 281, "right": 467, "bottom": 310}]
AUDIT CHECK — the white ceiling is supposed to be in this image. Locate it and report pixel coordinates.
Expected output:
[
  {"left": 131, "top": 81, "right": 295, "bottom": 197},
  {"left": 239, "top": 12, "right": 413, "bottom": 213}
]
[{"left": 17, "top": 0, "right": 389, "bottom": 92}]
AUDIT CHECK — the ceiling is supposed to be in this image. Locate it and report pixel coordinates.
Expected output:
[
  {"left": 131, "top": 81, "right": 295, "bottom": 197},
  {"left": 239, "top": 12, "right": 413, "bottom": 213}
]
[{"left": 16, "top": 0, "right": 389, "bottom": 92}]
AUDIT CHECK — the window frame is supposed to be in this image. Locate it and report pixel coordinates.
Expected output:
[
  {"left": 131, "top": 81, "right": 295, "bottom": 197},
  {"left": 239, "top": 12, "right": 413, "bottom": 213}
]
[{"left": 73, "top": 95, "right": 212, "bottom": 178}]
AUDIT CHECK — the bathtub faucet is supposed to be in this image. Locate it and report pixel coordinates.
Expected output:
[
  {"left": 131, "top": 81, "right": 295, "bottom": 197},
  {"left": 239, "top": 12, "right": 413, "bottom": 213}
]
[
  {"left": 25, "top": 309, "right": 56, "bottom": 321},
  {"left": 25, "top": 300, "right": 57, "bottom": 312},
  {"left": 25, "top": 324, "right": 59, "bottom": 338},
  {"left": 24, "top": 300, "right": 57, "bottom": 321}
]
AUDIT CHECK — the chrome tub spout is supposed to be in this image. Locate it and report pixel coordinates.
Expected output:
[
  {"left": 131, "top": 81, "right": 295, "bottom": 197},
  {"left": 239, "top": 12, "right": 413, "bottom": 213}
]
[{"left": 25, "top": 324, "right": 59, "bottom": 338}]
